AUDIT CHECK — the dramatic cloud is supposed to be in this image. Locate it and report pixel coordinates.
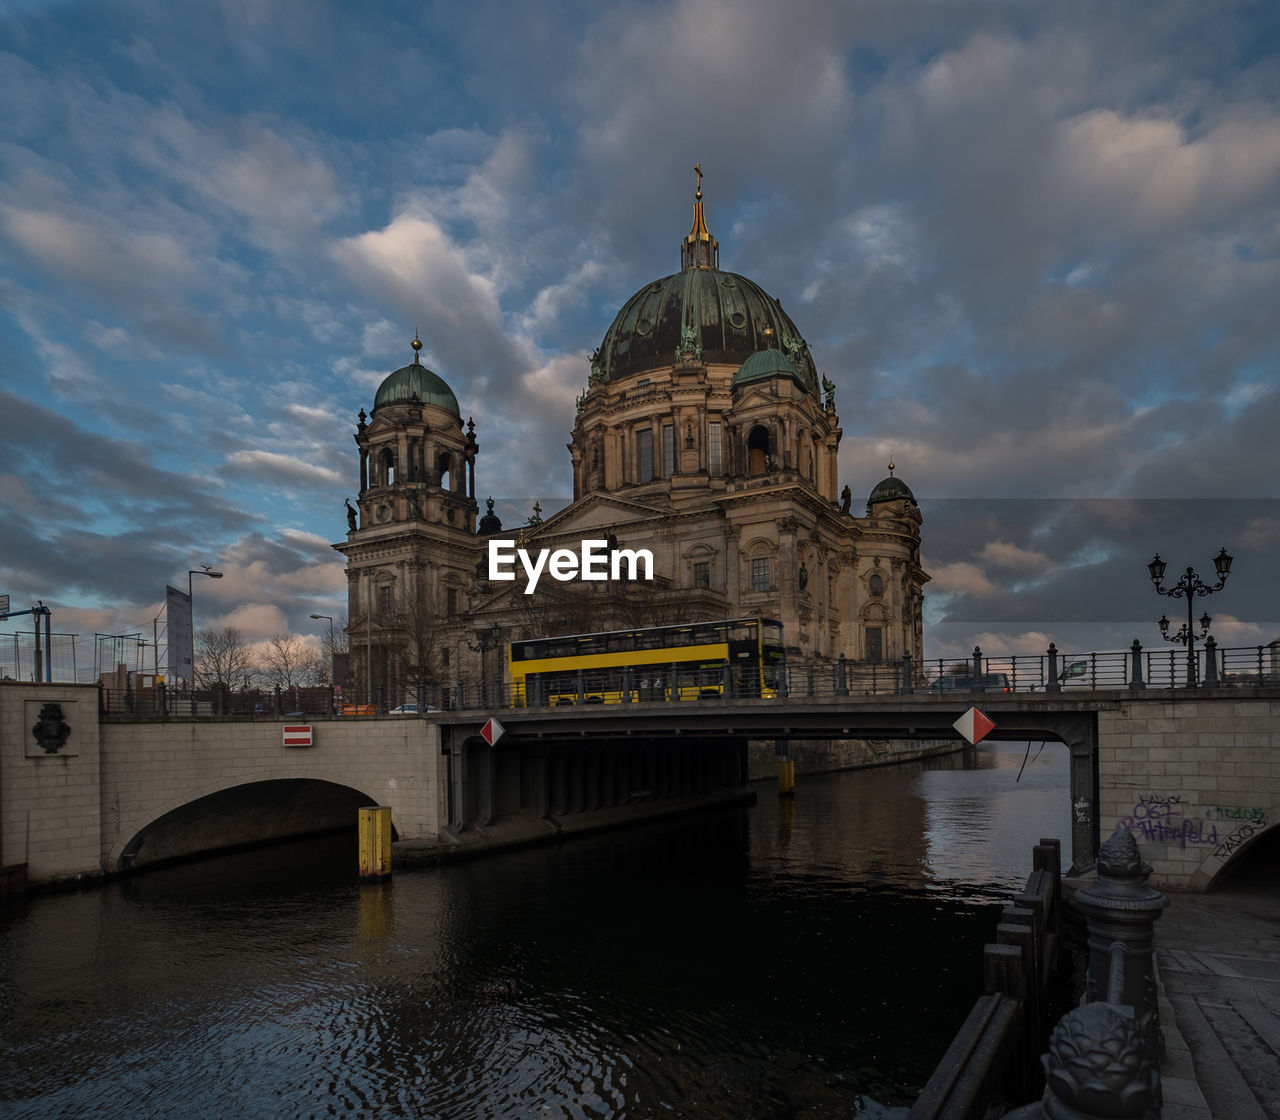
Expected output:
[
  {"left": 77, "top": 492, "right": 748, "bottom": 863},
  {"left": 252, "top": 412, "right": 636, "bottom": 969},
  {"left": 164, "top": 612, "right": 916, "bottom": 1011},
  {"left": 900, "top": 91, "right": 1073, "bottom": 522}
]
[{"left": 0, "top": 0, "right": 1276, "bottom": 668}]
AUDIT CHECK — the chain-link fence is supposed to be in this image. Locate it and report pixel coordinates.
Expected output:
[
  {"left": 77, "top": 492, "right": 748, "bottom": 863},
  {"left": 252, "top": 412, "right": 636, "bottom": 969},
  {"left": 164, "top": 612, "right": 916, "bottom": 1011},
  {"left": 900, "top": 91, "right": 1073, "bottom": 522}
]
[{"left": 0, "top": 631, "right": 82, "bottom": 683}]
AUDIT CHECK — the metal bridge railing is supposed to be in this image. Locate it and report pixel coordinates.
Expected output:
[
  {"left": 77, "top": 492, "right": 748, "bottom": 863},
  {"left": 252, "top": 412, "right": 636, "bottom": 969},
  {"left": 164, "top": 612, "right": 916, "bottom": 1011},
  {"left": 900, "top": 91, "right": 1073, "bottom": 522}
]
[{"left": 79, "top": 639, "right": 1280, "bottom": 718}]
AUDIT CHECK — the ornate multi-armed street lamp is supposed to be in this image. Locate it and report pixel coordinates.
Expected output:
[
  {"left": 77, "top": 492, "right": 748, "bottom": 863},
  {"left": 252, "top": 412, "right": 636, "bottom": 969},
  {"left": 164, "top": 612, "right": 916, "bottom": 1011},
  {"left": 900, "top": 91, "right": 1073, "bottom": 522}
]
[{"left": 1147, "top": 547, "right": 1233, "bottom": 687}]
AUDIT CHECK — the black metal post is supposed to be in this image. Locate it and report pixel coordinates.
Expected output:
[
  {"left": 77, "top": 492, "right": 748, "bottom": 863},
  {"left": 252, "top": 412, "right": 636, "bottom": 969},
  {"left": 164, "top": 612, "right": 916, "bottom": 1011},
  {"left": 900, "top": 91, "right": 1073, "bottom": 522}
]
[
  {"left": 1128, "top": 639, "right": 1146, "bottom": 690},
  {"left": 1071, "top": 828, "right": 1168, "bottom": 1062},
  {"left": 1203, "top": 635, "right": 1219, "bottom": 687}
]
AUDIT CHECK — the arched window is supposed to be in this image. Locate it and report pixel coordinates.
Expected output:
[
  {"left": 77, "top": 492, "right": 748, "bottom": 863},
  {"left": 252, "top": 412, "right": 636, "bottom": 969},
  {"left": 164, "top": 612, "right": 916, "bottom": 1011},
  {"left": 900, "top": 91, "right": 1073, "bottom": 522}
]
[
  {"left": 378, "top": 448, "right": 395, "bottom": 486},
  {"left": 868, "top": 573, "right": 884, "bottom": 598},
  {"left": 437, "top": 451, "right": 453, "bottom": 491},
  {"left": 747, "top": 426, "right": 769, "bottom": 476}
]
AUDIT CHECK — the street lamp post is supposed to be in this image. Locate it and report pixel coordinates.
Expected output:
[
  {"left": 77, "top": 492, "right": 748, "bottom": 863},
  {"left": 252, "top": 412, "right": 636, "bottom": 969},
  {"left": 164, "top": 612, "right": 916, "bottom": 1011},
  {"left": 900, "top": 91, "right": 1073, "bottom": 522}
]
[
  {"left": 310, "top": 612, "right": 335, "bottom": 647},
  {"left": 467, "top": 623, "right": 503, "bottom": 707},
  {"left": 311, "top": 613, "right": 336, "bottom": 712},
  {"left": 187, "top": 565, "right": 223, "bottom": 685},
  {"left": 1148, "top": 548, "right": 1233, "bottom": 687}
]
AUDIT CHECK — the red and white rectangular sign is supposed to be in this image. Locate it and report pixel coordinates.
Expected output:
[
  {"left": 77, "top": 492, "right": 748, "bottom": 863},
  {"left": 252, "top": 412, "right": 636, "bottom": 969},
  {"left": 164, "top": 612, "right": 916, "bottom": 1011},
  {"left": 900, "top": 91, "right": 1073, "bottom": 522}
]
[{"left": 283, "top": 724, "right": 314, "bottom": 748}]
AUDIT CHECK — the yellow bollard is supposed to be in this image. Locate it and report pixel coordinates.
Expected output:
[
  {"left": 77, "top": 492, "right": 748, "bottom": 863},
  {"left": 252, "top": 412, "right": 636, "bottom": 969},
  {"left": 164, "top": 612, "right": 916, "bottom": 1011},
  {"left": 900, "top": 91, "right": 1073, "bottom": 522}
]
[
  {"left": 778, "top": 757, "right": 795, "bottom": 798},
  {"left": 357, "top": 805, "right": 393, "bottom": 883}
]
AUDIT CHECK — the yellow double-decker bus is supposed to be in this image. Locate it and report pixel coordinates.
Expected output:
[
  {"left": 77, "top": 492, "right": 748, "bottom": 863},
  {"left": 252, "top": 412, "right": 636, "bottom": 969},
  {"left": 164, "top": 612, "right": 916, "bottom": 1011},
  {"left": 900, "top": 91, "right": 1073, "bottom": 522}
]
[{"left": 509, "top": 617, "right": 784, "bottom": 706}]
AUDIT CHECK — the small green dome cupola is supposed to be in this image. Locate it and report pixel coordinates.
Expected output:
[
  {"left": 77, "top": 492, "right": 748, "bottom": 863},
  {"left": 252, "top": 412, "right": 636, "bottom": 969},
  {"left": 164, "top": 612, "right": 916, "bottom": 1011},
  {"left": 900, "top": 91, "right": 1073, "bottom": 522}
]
[
  {"left": 731, "top": 347, "right": 805, "bottom": 393},
  {"left": 373, "top": 335, "right": 461, "bottom": 417},
  {"left": 868, "top": 463, "right": 916, "bottom": 508}
]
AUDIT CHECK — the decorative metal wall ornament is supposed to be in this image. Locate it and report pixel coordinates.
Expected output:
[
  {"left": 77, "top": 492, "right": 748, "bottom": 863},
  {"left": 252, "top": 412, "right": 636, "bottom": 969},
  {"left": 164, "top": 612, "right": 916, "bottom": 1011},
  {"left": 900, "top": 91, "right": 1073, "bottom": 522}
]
[{"left": 32, "top": 703, "right": 71, "bottom": 754}]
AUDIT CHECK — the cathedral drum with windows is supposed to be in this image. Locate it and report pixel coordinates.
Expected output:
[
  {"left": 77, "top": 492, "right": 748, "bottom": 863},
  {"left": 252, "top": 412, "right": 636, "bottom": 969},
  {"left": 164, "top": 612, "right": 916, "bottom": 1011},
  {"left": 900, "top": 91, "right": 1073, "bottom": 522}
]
[{"left": 335, "top": 176, "right": 927, "bottom": 702}]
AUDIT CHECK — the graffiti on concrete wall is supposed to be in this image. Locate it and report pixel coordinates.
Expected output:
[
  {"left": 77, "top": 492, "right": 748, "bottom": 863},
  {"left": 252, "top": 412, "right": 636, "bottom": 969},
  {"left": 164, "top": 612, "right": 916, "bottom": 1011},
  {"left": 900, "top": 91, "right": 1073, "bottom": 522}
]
[
  {"left": 1117, "top": 794, "right": 1269, "bottom": 853},
  {"left": 1213, "top": 818, "right": 1270, "bottom": 862},
  {"left": 1205, "top": 805, "right": 1266, "bottom": 822}
]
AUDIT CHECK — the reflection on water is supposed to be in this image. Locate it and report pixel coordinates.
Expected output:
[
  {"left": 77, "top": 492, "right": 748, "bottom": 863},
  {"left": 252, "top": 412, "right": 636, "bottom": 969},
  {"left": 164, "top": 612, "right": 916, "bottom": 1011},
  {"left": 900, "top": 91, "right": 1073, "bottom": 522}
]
[{"left": 1, "top": 742, "right": 1068, "bottom": 1119}]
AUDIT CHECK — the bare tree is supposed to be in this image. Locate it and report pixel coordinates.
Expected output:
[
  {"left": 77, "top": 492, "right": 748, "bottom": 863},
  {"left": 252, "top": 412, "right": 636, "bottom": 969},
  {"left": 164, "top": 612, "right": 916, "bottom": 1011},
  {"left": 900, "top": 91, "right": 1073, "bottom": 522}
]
[
  {"left": 385, "top": 595, "right": 448, "bottom": 705},
  {"left": 194, "top": 627, "right": 254, "bottom": 691},
  {"left": 260, "top": 632, "right": 325, "bottom": 689}
]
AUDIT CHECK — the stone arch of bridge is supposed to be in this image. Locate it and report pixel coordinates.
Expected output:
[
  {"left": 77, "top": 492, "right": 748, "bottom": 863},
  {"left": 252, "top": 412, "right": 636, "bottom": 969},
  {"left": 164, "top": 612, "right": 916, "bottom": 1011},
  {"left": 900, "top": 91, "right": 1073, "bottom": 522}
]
[
  {"left": 1186, "top": 814, "right": 1277, "bottom": 892},
  {"left": 108, "top": 774, "right": 386, "bottom": 873}
]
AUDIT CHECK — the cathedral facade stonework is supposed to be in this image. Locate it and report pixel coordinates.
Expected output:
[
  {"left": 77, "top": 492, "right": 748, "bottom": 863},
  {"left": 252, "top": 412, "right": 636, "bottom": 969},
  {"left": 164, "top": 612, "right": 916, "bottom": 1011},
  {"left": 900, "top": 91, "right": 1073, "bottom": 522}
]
[{"left": 335, "top": 182, "right": 927, "bottom": 705}]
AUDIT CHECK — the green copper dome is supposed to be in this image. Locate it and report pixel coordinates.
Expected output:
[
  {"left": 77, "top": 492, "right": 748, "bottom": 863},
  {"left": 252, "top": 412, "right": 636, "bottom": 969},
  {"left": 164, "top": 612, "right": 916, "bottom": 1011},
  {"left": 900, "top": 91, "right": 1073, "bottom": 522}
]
[
  {"left": 373, "top": 359, "right": 460, "bottom": 416},
  {"left": 868, "top": 467, "right": 916, "bottom": 508},
  {"left": 592, "top": 267, "right": 819, "bottom": 394},
  {"left": 732, "top": 348, "right": 805, "bottom": 392},
  {"left": 589, "top": 177, "right": 817, "bottom": 395}
]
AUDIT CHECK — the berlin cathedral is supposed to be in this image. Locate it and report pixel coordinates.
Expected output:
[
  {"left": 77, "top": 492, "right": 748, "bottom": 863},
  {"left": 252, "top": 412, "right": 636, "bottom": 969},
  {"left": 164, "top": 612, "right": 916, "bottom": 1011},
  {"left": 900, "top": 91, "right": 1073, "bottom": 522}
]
[{"left": 334, "top": 176, "right": 928, "bottom": 705}]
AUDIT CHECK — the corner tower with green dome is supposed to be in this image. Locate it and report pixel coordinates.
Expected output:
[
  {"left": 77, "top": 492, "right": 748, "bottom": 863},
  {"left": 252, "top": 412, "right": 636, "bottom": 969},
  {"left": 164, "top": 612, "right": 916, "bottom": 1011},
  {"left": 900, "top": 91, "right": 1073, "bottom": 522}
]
[{"left": 333, "top": 335, "right": 481, "bottom": 704}]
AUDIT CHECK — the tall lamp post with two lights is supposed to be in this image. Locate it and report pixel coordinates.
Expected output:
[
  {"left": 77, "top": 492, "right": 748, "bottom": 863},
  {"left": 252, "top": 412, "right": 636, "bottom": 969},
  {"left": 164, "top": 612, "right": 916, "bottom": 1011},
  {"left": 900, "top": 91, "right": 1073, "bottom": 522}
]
[{"left": 1147, "top": 548, "right": 1233, "bottom": 687}]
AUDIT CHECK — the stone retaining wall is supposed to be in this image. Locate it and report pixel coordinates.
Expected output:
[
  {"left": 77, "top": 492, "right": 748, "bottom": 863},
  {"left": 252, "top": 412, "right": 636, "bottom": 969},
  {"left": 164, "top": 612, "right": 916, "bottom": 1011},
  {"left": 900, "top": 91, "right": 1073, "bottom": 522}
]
[{"left": 1097, "top": 693, "right": 1279, "bottom": 890}]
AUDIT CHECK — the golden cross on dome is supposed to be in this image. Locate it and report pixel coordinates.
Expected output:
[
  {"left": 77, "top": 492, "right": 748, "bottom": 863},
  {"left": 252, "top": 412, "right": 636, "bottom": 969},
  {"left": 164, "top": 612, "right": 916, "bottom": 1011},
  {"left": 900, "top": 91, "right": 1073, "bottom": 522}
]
[{"left": 694, "top": 163, "right": 702, "bottom": 199}]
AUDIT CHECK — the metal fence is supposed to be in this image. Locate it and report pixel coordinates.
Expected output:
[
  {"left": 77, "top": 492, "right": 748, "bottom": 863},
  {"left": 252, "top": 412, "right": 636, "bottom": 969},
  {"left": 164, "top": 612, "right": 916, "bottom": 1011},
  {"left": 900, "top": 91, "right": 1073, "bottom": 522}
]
[
  {"left": 79, "top": 639, "right": 1280, "bottom": 718},
  {"left": 100, "top": 684, "right": 336, "bottom": 718},
  {"left": 0, "top": 631, "right": 81, "bottom": 683}
]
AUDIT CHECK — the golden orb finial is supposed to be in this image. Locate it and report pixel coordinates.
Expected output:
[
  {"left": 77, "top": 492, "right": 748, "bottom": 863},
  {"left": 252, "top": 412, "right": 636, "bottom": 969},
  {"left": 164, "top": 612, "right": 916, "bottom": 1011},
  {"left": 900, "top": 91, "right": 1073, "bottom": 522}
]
[
  {"left": 411, "top": 330, "right": 422, "bottom": 364},
  {"left": 888, "top": 462, "right": 895, "bottom": 474}
]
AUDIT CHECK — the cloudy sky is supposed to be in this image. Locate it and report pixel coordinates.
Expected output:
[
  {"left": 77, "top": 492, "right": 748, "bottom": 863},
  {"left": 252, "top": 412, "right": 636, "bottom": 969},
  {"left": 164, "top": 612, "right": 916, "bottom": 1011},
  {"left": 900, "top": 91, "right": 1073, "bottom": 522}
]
[{"left": 2, "top": 0, "right": 1277, "bottom": 675}]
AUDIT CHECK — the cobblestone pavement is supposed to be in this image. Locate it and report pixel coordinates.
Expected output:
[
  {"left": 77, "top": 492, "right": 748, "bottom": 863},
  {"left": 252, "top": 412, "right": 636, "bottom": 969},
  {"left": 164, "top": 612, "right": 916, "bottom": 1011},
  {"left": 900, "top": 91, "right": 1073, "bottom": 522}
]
[{"left": 1157, "top": 884, "right": 1280, "bottom": 1120}]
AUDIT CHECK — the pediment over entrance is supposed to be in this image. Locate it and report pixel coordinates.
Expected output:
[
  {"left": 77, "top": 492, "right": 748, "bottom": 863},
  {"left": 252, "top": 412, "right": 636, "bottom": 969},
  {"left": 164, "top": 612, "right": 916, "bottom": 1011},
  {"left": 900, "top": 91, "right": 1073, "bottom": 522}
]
[{"left": 529, "top": 493, "right": 668, "bottom": 540}]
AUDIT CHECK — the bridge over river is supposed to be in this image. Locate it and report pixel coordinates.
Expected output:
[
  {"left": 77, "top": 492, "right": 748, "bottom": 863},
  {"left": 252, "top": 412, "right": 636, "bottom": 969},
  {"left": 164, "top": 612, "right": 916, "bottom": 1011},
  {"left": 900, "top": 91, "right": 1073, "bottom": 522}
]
[{"left": 4, "top": 647, "right": 1278, "bottom": 893}]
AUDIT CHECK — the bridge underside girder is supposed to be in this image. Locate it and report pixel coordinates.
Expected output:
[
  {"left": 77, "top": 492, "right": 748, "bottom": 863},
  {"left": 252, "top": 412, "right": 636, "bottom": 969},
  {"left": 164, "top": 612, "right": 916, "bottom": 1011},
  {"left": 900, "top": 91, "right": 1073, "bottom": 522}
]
[{"left": 445, "top": 734, "right": 752, "bottom": 837}]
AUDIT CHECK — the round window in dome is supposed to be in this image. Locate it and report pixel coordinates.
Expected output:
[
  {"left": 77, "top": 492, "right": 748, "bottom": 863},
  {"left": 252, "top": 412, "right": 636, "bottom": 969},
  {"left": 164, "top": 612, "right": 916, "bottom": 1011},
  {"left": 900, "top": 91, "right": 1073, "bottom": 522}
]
[
  {"left": 636, "top": 318, "right": 652, "bottom": 335},
  {"left": 721, "top": 276, "right": 738, "bottom": 288},
  {"left": 729, "top": 312, "right": 746, "bottom": 328}
]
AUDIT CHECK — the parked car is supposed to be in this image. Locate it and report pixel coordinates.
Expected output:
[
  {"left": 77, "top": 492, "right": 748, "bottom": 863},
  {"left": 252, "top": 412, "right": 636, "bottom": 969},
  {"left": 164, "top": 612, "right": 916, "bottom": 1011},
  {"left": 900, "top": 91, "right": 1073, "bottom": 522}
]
[
  {"left": 928, "top": 672, "right": 1011, "bottom": 693},
  {"left": 388, "top": 703, "right": 440, "bottom": 716}
]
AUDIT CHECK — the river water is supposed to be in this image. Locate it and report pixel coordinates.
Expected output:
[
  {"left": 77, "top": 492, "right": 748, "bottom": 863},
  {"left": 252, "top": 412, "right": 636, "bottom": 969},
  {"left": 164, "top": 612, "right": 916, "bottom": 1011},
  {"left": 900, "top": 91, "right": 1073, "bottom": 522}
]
[{"left": 1, "top": 741, "right": 1068, "bottom": 1119}]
